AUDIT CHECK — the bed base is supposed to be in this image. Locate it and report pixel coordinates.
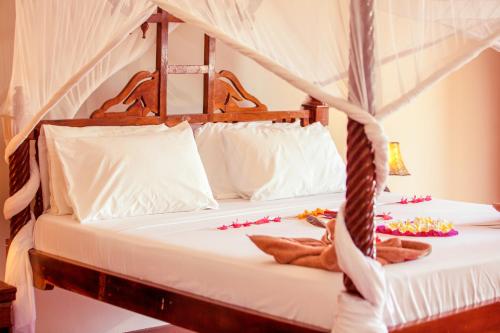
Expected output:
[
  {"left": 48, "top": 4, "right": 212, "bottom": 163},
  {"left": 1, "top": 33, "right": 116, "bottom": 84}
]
[
  {"left": 30, "top": 249, "right": 500, "bottom": 333},
  {"left": 29, "top": 249, "right": 326, "bottom": 333}
]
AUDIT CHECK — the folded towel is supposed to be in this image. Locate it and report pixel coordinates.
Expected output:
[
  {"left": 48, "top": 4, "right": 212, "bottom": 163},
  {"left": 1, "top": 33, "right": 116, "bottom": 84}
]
[{"left": 249, "top": 219, "right": 431, "bottom": 272}]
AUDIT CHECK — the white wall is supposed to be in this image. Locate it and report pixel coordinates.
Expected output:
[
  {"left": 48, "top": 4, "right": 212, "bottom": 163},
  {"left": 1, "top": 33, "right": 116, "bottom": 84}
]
[{"left": 1, "top": 15, "right": 499, "bottom": 333}]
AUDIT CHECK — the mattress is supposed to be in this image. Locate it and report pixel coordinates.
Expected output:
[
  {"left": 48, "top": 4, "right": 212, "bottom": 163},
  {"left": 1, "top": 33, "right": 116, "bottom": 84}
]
[{"left": 33, "top": 192, "right": 500, "bottom": 330}]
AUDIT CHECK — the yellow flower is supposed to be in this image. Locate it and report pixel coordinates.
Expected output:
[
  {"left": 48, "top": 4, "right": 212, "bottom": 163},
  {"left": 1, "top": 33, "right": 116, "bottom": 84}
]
[{"left": 384, "top": 217, "right": 454, "bottom": 234}]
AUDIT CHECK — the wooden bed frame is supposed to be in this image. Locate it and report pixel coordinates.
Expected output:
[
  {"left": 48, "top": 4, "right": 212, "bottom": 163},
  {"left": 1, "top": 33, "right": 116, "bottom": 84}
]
[{"left": 8, "top": 6, "right": 500, "bottom": 333}]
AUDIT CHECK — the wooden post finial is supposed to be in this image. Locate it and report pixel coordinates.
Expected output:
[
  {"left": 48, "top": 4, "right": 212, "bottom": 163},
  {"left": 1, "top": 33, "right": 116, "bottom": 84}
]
[
  {"left": 140, "top": 22, "right": 149, "bottom": 39},
  {"left": 301, "top": 96, "right": 329, "bottom": 126}
]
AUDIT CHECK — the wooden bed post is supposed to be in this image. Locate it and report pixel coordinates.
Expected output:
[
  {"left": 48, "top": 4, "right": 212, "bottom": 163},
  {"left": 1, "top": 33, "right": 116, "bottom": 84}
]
[
  {"left": 8, "top": 139, "right": 31, "bottom": 242},
  {"left": 203, "top": 35, "right": 216, "bottom": 115},
  {"left": 343, "top": 0, "right": 377, "bottom": 296},
  {"left": 301, "top": 96, "right": 328, "bottom": 126},
  {"left": 156, "top": 8, "right": 168, "bottom": 119}
]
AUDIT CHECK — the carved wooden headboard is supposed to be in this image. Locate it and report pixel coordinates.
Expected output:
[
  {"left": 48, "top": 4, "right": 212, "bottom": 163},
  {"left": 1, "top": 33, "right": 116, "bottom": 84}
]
[{"left": 8, "top": 8, "right": 329, "bottom": 242}]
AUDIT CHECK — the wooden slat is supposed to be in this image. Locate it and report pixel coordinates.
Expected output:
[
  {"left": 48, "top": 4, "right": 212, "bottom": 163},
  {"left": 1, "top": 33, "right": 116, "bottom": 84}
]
[
  {"left": 39, "top": 117, "right": 164, "bottom": 128},
  {"left": 203, "top": 35, "right": 216, "bottom": 114},
  {"left": 389, "top": 299, "right": 500, "bottom": 333},
  {"left": 0, "top": 282, "right": 16, "bottom": 303},
  {"left": 0, "top": 303, "right": 13, "bottom": 328},
  {"left": 168, "top": 65, "right": 208, "bottom": 74},
  {"left": 37, "top": 110, "right": 311, "bottom": 129},
  {"left": 156, "top": 9, "right": 168, "bottom": 119}
]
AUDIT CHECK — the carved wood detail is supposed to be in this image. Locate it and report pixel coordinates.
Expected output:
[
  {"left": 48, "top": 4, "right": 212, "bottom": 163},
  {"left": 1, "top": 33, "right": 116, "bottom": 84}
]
[
  {"left": 140, "top": 22, "right": 149, "bottom": 39},
  {"left": 90, "top": 71, "right": 159, "bottom": 119},
  {"left": 214, "top": 70, "right": 268, "bottom": 113}
]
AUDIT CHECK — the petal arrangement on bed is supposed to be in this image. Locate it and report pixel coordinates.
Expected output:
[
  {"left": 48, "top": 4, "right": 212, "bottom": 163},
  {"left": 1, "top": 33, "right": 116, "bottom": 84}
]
[
  {"left": 216, "top": 216, "right": 282, "bottom": 230},
  {"left": 247, "top": 196, "right": 463, "bottom": 270},
  {"left": 376, "top": 217, "right": 458, "bottom": 237}
]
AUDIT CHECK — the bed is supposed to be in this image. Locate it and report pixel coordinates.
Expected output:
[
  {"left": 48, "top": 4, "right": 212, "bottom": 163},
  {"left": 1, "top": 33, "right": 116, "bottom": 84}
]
[
  {"left": 7, "top": 8, "right": 500, "bottom": 333},
  {"left": 31, "top": 192, "right": 500, "bottom": 332}
]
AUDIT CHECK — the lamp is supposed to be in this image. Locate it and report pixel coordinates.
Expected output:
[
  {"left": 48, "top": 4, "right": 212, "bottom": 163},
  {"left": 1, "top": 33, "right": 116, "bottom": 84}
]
[{"left": 388, "top": 142, "right": 410, "bottom": 176}]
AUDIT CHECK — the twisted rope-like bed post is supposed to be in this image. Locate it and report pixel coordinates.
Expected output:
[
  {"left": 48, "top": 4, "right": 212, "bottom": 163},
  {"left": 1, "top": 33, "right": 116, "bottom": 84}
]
[
  {"left": 344, "top": 0, "right": 377, "bottom": 296},
  {"left": 8, "top": 139, "right": 32, "bottom": 241}
]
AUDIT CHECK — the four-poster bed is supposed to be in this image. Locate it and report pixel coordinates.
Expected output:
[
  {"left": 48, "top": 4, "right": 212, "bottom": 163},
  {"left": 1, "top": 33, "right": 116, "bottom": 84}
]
[{"left": 4, "top": 2, "right": 500, "bottom": 333}]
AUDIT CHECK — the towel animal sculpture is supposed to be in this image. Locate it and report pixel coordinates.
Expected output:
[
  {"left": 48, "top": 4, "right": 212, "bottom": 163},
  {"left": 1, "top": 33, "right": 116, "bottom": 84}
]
[{"left": 249, "top": 219, "right": 431, "bottom": 271}]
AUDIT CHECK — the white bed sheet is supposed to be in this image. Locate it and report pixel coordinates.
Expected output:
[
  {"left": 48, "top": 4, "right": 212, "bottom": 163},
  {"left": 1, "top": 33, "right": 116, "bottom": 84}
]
[{"left": 33, "top": 192, "right": 500, "bottom": 330}]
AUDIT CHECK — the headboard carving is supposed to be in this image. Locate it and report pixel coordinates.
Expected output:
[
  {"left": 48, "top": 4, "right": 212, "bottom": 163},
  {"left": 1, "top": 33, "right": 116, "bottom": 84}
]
[
  {"left": 91, "top": 71, "right": 159, "bottom": 119},
  {"left": 214, "top": 70, "right": 267, "bottom": 113}
]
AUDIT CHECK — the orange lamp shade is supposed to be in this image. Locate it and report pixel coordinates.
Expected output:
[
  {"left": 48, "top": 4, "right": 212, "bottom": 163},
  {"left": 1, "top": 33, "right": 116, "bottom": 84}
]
[{"left": 388, "top": 142, "right": 410, "bottom": 176}]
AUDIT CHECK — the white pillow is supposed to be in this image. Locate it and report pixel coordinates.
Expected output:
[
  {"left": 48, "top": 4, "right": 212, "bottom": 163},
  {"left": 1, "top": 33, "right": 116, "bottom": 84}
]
[
  {"left": 222, "top": 122, "right": 346, "bottom": 201},
  {"left": 194, "top": 120, "right": 301, "bottom": 199},
  {"left": 52, "top": 121, "right": 217, "bottom": 222},
  {"left": 42, "top": 124, "right": 169, "bottom": 215}
]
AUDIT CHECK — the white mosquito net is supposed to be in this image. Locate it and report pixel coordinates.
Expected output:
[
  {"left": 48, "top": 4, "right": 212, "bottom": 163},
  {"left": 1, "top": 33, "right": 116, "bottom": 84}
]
[{"left": 0, "top": 1, "right": 499, "bottom": 333}]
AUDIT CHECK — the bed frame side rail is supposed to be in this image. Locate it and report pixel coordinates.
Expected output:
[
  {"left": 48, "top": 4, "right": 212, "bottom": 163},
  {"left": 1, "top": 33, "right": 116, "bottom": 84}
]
[
  {"left": 29, "top": 249, "right": 327, "bottom": 333},
  {"left": 30, "top": 249, "right": 500, "bottom": 333}
]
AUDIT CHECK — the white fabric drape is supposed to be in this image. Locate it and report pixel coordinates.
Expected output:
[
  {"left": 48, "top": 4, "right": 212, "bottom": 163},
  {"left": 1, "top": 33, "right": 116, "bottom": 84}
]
[
  {"left": 5, "top": 219, "right": 35, "bottom": 333},
  {"left": 1, "top": 1, "right": 499, "bottom": 333},
  {"left": 1, "top": 0, "right": 499, "bottom": 172},
  {"left": 334, "top": 203, "right": 387, "bottom": 333},
  {"left": 1, "top": 0, "right": 156, "bottom": 157}
]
